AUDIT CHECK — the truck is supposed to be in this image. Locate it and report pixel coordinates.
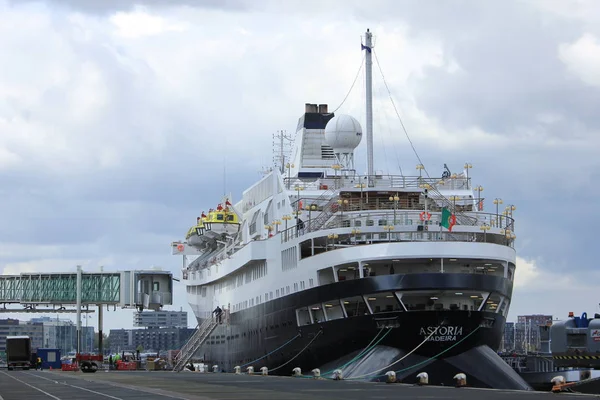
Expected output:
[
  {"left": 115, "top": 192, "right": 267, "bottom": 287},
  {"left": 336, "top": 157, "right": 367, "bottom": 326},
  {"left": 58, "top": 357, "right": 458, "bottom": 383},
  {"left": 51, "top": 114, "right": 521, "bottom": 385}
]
[{"left": 6, "top": 336, "right": 32, "bottom": 370}]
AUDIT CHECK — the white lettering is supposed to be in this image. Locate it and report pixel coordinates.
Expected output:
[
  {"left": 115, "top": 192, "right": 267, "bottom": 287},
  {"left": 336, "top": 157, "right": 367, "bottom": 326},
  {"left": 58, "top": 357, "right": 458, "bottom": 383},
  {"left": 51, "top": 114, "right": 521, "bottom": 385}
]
[{"left": 419, "top": 326, "right": 463, "bottom": 341}]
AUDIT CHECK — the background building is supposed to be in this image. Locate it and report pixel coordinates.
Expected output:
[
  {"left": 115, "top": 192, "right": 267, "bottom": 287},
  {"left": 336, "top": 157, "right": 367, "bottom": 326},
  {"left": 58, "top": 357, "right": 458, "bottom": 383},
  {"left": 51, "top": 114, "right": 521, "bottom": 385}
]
[
  {"left": 108, "top": 327, "right": 194, "bottom": 354},
  {"left": 502, "top": 314, "right": 553, "bottom": 353},
  {"left": 133, "top": 310, "right": 187, "bottom": 328}
]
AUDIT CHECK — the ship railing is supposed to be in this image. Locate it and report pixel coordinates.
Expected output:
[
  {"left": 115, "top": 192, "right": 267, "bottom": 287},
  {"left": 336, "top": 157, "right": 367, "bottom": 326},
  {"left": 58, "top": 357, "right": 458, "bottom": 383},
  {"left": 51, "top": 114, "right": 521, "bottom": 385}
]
[
  {"left": 283, "top": 173, "right": 470, "bottom": 191},
  {"left": 279, "top": 224, "right": 515, "bottom": 248},
  {"left": 279, "top": 210, "right": 514, "bottom": 245}
]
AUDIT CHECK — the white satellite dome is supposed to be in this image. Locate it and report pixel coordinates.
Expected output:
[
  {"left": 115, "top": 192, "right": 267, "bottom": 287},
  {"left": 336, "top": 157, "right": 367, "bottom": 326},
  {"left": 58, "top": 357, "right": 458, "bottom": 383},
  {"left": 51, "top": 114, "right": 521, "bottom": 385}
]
[{"left": 324, "top": 114, "right": 363, "bottom": 153}]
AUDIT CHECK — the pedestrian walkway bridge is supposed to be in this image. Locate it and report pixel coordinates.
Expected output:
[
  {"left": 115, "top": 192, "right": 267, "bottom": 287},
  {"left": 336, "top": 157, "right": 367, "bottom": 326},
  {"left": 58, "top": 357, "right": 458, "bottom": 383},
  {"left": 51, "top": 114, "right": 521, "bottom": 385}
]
[{"left": 0, "top": 268, "right": 173, "bottom": 311}]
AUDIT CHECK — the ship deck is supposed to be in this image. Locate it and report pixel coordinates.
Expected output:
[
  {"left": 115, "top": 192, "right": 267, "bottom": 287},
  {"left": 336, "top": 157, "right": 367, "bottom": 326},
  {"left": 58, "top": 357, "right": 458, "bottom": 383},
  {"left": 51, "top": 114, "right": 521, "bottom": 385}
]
[{"left": 0, "top": 370, "right": 595, "bottom": 400}]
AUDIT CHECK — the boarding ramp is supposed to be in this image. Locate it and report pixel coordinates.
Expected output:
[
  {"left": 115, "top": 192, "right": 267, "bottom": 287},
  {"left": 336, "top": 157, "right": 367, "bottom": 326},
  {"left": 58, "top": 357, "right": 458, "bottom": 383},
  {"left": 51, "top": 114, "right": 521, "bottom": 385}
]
[{"left": 173, "top": 317, "right": 219, "bottom": 372}]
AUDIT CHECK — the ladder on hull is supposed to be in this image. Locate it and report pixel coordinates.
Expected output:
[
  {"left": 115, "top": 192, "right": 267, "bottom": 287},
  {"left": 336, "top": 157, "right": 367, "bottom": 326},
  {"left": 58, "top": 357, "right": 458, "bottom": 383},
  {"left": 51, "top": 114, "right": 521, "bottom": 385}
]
[{"left": 172, "top": 317, "right": 219, "bottom": 372}]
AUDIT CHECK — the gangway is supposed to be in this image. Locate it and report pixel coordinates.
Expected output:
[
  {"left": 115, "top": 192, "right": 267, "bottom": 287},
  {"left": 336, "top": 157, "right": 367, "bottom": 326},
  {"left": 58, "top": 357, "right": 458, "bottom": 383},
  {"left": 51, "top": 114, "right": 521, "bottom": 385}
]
[
  {"left": 172, "top": 317, "right": 219, "bottom": 372},
  {"left": 0, "top": 266, "right": 174, "bottom": 355}
]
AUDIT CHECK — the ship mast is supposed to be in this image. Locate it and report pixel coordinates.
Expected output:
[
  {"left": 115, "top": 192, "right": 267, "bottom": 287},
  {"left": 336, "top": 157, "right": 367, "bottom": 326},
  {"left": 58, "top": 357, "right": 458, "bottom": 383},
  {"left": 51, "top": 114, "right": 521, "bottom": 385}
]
[{"left": 363, "top": 29, "right": 374, "bottom": 186}]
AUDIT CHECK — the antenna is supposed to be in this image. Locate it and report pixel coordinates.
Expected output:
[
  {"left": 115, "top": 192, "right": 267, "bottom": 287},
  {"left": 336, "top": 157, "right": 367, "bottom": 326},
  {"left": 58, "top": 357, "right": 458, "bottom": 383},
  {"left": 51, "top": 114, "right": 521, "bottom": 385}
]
[
  {"left": 272, "top": 130, "right": 294, "bottom": 173},
  {"left": 363, "top": 29, "right": 374, "bottom": 186}
]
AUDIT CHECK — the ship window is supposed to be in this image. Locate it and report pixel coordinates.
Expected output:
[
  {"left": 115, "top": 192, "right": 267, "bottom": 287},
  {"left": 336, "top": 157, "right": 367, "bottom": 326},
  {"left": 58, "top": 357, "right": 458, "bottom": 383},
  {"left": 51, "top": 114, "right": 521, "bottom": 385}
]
[
  {"left": 310, "top": 305, "right": 326, "bottom": 323},
  {"left": 286, "top": 286, "right": 290, "bottom": 294},
  {"left": 153, "top": 282, "right": 159, "bottom": 291},
  {"left": 309, "top": 278, "right": 314, "bottom": 287},
  {"left": 365, "top": 292, "right": 401, "bottom": 313},
  {"left": 341, "top": 296, "right": 369, "bottom": 317},
  {"left": 227, "top": 215, "right": 234, "bottom": 221},
  {"left": 378, "top": 219, "right": 387, "bottom": 226},
  {"left": 276, "top": 289, "right": 280, "bottom": 297},
  {"left": 216, "top": 214, "right": 224, "bottom": 221},
  {"left": 324, "top": 301, "right": 345, "bottom": 321},
  {"left": 366, "top": 220, "right": 374, "bottom": 226},
  {"left": 296, "top": 307, "right": 311, "bottom": 326},
  {"left": 354, "top": 220, "right": 362, "bottom": 227}
]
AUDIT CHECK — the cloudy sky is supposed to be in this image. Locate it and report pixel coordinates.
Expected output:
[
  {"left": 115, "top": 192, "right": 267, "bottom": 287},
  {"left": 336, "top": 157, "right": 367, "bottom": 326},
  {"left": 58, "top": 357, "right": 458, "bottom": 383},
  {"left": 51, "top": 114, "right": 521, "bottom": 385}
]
[{"left": 1, "top": 0, "right": 599, "bottom": 332}]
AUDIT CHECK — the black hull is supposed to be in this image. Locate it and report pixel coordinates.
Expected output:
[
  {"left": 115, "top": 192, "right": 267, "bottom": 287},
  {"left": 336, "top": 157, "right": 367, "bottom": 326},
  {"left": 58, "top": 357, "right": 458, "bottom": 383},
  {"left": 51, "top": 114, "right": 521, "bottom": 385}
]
[{"left": 193, "top": 273, "right": 528, "bottom": 389}]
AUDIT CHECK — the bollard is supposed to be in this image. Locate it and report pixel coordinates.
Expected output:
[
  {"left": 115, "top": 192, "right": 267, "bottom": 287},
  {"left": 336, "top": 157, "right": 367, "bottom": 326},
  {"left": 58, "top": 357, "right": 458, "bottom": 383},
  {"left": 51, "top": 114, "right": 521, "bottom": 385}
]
[
  {"left": 453, "top": 373, "right": 467, "bottom": 387},
  {"left": 247, "top": 366, "right": 254, "bottom": 375},
  {"left": 416, "top": 372, "right": 428, "bottom": 385},
  {"left": 551, "top": 376, "right": 566, "bottom": 392},
  {"left": 385, "top": 371, "right": 396, "bottom": 383},
  {"left": 292, "top": 367, "right": 302, "bottom": 377},
  {"left": 332, "top": 369, "right": 343, "bottom": 380},
  {"left": 260, "top": 366, "right": 268, "bottom": 376},
  {"left": 234, "top": 366, "right": 241, "bottom": 374},
  {"left": 212, "top": 365, "right": 219, "bottom": 373},
  {"left": 312, "top": 368, "right": 321, "bottom": 379}
]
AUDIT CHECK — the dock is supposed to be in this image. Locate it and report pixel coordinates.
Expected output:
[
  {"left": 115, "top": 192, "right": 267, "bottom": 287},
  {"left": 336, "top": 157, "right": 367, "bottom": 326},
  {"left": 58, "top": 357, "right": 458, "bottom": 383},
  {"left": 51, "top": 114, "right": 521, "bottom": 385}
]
[{"left": 0, "top": 370, "right": 595, "bottom": 400}]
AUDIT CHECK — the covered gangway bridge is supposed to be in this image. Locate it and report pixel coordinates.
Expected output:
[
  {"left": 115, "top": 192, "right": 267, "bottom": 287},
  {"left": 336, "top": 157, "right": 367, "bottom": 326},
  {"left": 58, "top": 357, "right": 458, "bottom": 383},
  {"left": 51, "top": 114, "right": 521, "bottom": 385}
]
[{"left": 0, "top": 266, "right": 174, "bottom": 354}]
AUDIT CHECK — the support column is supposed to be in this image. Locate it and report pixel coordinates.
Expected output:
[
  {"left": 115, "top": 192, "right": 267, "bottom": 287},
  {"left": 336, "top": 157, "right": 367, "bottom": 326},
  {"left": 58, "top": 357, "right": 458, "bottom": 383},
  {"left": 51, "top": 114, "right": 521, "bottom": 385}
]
[
  {"left": 98, "top": 305, "right": 104, "bottom": 356},
  {"left": 76, "top": 265, "right": 82, "bottom": 355}
]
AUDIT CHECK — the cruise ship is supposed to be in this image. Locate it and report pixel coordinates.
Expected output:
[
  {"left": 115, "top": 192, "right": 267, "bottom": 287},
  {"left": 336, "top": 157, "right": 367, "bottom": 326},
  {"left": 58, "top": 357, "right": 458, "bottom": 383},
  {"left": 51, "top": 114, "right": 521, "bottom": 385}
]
[{"left": 171, "top": 29, "right": 529, "bottom": 388}]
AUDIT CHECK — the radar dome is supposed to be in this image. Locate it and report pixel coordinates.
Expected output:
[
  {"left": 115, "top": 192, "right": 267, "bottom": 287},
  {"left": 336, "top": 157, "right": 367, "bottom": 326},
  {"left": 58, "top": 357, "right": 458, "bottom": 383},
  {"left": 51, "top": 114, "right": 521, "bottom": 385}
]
[{"left": 324, "top": 114, "right": 362, "bottom": 153}]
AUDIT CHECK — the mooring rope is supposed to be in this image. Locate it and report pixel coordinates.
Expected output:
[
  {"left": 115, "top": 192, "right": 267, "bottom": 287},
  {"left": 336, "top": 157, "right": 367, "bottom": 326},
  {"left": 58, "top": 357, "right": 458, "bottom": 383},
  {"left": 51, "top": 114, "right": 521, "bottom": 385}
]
[
  {"left": 238, "top": 333, "right": 302, "bottom": 369},
  {"left": 269, "top": 330, "right": 323, "bottom": 373}
]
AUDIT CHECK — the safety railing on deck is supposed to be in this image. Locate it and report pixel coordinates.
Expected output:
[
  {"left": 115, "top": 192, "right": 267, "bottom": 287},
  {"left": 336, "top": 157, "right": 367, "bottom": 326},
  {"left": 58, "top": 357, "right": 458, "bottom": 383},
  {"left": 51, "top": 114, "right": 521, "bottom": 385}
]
[{"left": 279, "top": 209, "right": 515, "bottom": 245}]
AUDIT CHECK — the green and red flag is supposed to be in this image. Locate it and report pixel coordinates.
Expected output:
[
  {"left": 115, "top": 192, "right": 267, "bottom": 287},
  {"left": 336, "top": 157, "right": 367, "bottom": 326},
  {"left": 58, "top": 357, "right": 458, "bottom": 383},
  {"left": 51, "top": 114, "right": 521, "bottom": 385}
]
[{"left": 441, "top": 208, "right": 457, "bottom": 232}]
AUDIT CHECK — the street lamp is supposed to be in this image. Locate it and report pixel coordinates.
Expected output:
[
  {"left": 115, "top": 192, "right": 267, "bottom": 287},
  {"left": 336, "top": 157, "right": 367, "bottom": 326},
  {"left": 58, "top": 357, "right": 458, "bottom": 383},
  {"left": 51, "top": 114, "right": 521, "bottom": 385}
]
[
  {"left": 464, "top": 163, "right": 473, "bottom": 189},
  {"left": 327, "top": 233, "right": 339, "bottom": 250},
  {"left": 332, "top": 164, "right": 342, "bottom": 189},
  {"left": 505, "top": 204, "right": 516, "bottom": 230},
  {"left": 416, "top": 163, "right": 424, "bottom": 178},
  {"left": 474, "top": 185, "right": 484, "bottom": 211},
  {"left": 479, "top": 223, "right": 490, "bottom": 242},
  {"left": 272, "top": 219, "right": 281, "bottom": 233},
  {"left": 383, "top": 225, "right": 394, "bottom": 242},
  {"left": 355, "top": 182, "right": 366, "bottom": 208},
  {"left": 493, "top": 198, "right": 503, "bottom": 226},
  {"left": 389, "top": 194, "right": 399, "bottom": 225},
  {"left": 449, "top": 195, "right": 460, "bottom": 210},
  {"left": 282, "top": 215, "right": 292, "bottom": 240},
  {"left": 285, "top": 163, "right": 294, "bottom": 189},
  {"left": 337, "top": 199, "right": 348, "bottom": 226},
  {"left": 351, "top": 228, "right": 361, "bottom": 243}
]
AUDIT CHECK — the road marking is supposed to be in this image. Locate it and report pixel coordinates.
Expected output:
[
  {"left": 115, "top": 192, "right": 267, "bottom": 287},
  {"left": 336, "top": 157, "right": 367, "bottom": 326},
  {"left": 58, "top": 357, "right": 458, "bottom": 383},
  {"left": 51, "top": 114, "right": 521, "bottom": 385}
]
[
  {"left": 42, "top": 371, "right": 195, "bottom": 400},
  {"left": 25, "top": 372, "right": 124, "bottom": 400},
  {"left": 0, "top": 371, "right": 61, "bottom": 400}
]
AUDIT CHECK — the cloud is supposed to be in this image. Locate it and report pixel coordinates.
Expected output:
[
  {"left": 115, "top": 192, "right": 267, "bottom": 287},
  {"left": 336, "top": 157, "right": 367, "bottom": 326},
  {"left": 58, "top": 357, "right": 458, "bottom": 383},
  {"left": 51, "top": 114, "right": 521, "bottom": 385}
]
[
  {"left": 509, "top": 256, "right": 600, "bottom": 320},
  {"left": 0, "top": 0, "right": 599, "bottom": 331},
  {"left": 558, "top": 33, "right": 600, "bottom": 88}
]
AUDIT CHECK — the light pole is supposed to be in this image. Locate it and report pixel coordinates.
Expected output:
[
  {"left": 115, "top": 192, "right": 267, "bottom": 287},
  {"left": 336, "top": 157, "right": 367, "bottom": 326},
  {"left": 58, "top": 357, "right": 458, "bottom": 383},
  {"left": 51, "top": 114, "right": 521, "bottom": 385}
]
[
  {"left": 282, "top": 215, "right": 292, "bottom": 240},
  {"left": 355, "top": 182, "right": 366, "bottom": 209},
  {"left": 479, "top": 223, "right": 490, "bottom": 242},
  {"left": 294, "top": 185, "right": 303, "bottom": 227},
  {"left": 449, "top": 195, "right": 460, "bottom": 211},
  {"left": 272, "top": 219, "right": 281, "bottom": 234},
  {"left": 474, "top": 185, "right": 484, "bottom": 211},
  {"left": 305, "top": 204, "right": 316, "bottom": 230},
  {"left": 416, "top": 163, "right": 424, "bottom": 179},
  {"left": 389, "top": 194, "right": 399, "bottom": 225},
  {"left": 493, "top": 198, "right": 503, "bottom": 226},
  {"left": 464, "top": 163, "right": 472, "bottom": 189},
  {"left": 383, "top": 225, "right": 394, "bottom": 242},
  {"left": 351, "top": 228, "right": 361, "bottom": 243},
  {"left": 505, "top": 204, "right": 516, "bottom": 230},
  {"left": 327, "top": 233, "right": 339, "bottom": 251},
  {"left": 286, "top": 163, "right": 294, "bottom": 189},
  {"left": 332, "top": 164, "right": 342, "bottom": 189}
]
